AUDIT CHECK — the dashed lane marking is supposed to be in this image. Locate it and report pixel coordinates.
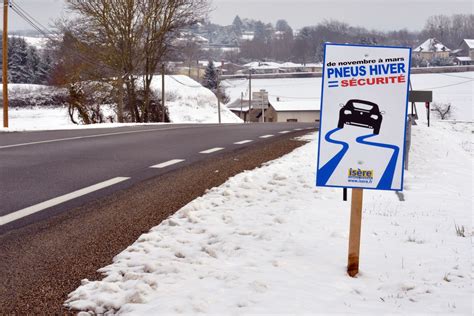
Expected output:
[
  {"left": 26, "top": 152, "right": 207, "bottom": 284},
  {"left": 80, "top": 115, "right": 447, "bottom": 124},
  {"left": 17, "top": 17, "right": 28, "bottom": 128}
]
[
  {"left": 0, "top": 177, "right": 130, "bottom": 226},
  {"left": 259, "top": 135, "right": 274, "bottom": 139},
  {"left": 294, "top": 128, "right": 303, "bottom": 131},
  {"left": 279, "top": 131, "right": 290, "bottom": 134},
  {"left": 200, "top": 147, "right": 224, "bottom": 154},
  {"left": 0, "top": 125, "right": 219, "bottom": 150},
  {"left": 150, "top": 159, "right": 185, "bottom": 169},
  {"left": 234, "top": 140, "right": 253, "bottom": 145}
]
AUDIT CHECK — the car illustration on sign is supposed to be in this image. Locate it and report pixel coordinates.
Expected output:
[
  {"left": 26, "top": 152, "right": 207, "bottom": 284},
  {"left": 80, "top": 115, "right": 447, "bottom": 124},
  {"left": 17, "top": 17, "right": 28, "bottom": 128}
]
[{"left": 337, "top": 99, "right": 383, "bottom": 134}]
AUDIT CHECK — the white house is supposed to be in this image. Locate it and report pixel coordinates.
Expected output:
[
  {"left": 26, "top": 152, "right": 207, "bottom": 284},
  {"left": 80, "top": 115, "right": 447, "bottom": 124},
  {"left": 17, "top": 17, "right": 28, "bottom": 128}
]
[
  {"left": 414, "top": 38, "right": 451, "bottom": 61},
  {"left": 266, "top": 96, "right": 320, "bottom": 123},
  {"left": 453, "top": 39, "right": 474, "bottom": 65}
]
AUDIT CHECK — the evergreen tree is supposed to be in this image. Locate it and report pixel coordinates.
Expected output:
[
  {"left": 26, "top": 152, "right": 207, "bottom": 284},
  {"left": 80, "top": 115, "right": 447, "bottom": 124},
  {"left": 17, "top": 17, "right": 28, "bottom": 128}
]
[
  {"left": 2, "top": 36, "right": 51, "bottom": 84},
  {"left": 232, "top": 15, "right": 243, "bottom": 35},
  {"left": 276, "top": 19, "right": 292, "bottom": 33},
  {"left": 9, "top": 37, "right": 30, "bottom": 83},
  {"left": 202, "top": 60, "right": 230, "bottom": 104},
  {"left": 202, "top": 60, "right": 218, "bottom": 91},
  {"left": 26, "top": 46, "right": 41, "bottom": 83},
  {"left": 36, "top": 51, "right": 52, "bottom": 84}
]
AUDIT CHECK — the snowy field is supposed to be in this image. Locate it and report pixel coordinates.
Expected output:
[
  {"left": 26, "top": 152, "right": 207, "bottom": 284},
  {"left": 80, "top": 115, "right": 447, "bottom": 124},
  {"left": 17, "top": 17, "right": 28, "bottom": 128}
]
[
  {"left": 0, "top": 75, "right": 241, "bottom": 131},
  {"left": 223, "top": 72, "right": 474, "bottom": 122},
  {"left": 65, "top": 119, "right": 472, "bottom": 314}
]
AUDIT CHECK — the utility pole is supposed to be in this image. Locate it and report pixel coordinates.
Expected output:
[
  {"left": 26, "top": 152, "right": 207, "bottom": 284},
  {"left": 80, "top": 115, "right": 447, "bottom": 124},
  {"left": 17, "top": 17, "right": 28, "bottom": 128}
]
[
  {"left": 3, "top": 0, "right": 9, "bottom": 128},
  {"left": 196, "top": 59, "right": 200, "bottom": 81},
  {"left": 240, "top": 91, "right": 243, "bottom": 122},
  {"left": 261, "top": 91, "right": 265, "bottom": 123},
  {"left": 161, "top": 63, "right": 165, "bottom": 123},
  {"left": 217, "top": 69, "right": 221, "bottom": 124},
  {"left": 248, "top": 70, "right": 252, "bottom": 122}
]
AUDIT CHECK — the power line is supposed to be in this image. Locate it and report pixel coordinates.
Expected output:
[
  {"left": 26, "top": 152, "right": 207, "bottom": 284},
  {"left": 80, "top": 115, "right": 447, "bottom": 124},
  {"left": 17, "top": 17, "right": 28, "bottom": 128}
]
[
  {"left": 168, "top": 75, "right": 203, "bottom": 88},
  {"left": 9, "top": 2, "right": 53, "bottom": 40},
  {"left": 10, "top": 0, "right": 52, "bottom": 36},
  {"left": 268, "top": 94, "right": 320, "bottom": 100},
  {"left": 437, "top": 73, "right": 474, "bottom": 80},
  {"left": 9, "top": 0, "right": 117, "bottom": 72},
  {"left": 425, "top": 78, "right": 474, "bottom": 90},
  {"left": 222, "top": 78, "right": 249, "bottom": 88}
]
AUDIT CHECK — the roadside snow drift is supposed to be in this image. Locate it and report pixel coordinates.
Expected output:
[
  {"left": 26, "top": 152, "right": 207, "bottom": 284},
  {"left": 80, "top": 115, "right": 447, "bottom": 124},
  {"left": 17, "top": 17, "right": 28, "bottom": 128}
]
[
  {"left": 65, "top": 121, "right": 472, "bottom": 314},
  {"left": 151, "top": 75, "right": 241, "bottom": 124}
]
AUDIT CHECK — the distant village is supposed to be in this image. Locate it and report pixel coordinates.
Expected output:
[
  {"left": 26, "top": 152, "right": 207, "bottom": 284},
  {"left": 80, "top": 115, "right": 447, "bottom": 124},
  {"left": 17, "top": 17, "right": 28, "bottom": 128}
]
[{"left": 170, "top": 36, "right": 473, "bottom": 78}]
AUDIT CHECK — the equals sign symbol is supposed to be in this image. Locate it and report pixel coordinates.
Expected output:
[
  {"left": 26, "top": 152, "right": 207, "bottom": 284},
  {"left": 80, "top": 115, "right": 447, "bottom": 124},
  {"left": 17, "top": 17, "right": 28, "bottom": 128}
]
[{"left": 328, "top": 80, "right": 339, "bottom": 88}]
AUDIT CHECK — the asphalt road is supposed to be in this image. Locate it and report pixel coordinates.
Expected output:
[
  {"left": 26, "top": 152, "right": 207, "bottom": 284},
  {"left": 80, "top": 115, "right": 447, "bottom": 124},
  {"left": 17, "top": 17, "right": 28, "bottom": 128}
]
[{"left": 0, "top": 123, "right": 317, "bottom": 232}]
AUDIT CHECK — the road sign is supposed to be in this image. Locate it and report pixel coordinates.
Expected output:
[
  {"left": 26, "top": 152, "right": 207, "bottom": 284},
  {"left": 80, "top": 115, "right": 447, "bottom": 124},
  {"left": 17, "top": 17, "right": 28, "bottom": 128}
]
[{"left": 316, "top": 43, "right": 411, "bottom": 191}]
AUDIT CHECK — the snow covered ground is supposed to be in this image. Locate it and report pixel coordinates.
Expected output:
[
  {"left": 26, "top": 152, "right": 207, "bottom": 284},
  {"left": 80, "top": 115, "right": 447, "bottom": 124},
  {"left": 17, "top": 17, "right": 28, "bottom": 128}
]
[
  {"left": 152, "top": 75, "right": 240, "bottom": 124},
  {"left": 0, "top": 76, "right": 241, "bottom": 131},
  {"left": 224, "top": 72, "right": 474, "bottom": 122},
  {"left": 65, "top": 119, "right": 472, "bottom": 314},
  {"left": 8, "top": 35, "right": 49, "bottom": 50}
]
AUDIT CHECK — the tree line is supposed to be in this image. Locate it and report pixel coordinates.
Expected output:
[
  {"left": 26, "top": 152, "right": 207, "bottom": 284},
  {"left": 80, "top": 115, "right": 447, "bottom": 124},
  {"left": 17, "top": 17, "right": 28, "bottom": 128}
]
[{"left": 199, "top": 14, "right": 474, "bottom": 64}]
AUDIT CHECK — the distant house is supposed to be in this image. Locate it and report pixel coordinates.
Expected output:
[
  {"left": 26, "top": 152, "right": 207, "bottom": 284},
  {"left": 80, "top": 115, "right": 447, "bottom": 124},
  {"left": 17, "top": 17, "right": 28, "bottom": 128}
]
[
  {"left": 175, "top": 32, "right": 209, "bottom": 46},
  {"left": 227, "top": 99, "right": 251, "bottom": 122},
  {"left": 226, "top": 100, "right": 270, "bottom": 123},
  {"left": 266, "top": 97, "right": 320, "bottom": 123},
  {"left": 241, "top": 62, "right": 281, "bottom": 74},
  {"left": 452, "top": 39, "right": 474, "bottom": 65},
  {"left": 301, "top": 63, "right": 323, "bottom": 73},
  {"left": 241, "top": 31, "right": 255, "bottom": 41},
  {"left": 238, "top": 61, "right": 323, "bottom": 75},
  {"left": 226, "top": 90, "right": 268, "bottom": 122},
  {"left": 279, "top": 62, "right": 305, "bottom": 73},
  {"left": 414, "top": 38, "right": 451, "bottom": 61}
]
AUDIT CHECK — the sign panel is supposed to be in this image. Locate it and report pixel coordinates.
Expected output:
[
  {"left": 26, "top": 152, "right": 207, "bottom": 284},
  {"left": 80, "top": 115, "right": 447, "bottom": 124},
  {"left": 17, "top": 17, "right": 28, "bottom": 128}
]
[{"left": 316, "top": 43, "right": 411, "bottom": 191}]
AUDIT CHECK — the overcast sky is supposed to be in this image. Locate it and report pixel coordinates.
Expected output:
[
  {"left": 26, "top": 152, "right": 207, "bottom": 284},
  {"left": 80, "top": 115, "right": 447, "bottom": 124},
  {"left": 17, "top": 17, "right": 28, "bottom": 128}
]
[{"left": 6, "top": 0, "right": 474, "bottom": 32}]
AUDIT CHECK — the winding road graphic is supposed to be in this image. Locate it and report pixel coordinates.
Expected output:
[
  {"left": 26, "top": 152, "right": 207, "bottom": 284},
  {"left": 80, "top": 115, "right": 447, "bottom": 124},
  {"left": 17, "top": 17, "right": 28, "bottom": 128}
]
[
  {"left": 317, "top": 128, "right": 349, "bottom": 186},
  {"left": 355, "top": 134, "right": 399, "bottom": 190},
  {"left": 318, "top": 128, "right": 400, "bottom": 189}
]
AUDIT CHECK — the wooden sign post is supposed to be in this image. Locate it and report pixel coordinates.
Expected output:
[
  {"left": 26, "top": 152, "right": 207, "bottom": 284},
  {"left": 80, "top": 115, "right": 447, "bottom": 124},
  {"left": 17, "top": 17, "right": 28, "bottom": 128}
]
[{"left": 347, "top": 188, "right": 363, "bottom": 277}]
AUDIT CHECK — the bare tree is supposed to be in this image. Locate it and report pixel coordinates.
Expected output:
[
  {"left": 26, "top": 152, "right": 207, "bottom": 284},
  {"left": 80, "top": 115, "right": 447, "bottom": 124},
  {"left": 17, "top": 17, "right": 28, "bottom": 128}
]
[
  {"left": 60, "top": 0, "right": 209, "bottom": 123},
  {"left": 62, "top": 0, "right": 146, "bottom": 122},
  {"left": 421, "top": 14, "right": 474, "bottom": 48},
  {"left": 139, "top": 0, "right": 209, "bottom": 121},
  {"left": 432, "top": 102, "right": 453, "bottom": 120}
]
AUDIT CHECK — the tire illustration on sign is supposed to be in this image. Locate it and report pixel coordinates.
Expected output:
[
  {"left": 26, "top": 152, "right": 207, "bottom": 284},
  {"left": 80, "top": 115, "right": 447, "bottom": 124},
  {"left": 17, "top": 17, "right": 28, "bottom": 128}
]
[{"left": 337, "top": 99, "right": 383, "bottom": 135}]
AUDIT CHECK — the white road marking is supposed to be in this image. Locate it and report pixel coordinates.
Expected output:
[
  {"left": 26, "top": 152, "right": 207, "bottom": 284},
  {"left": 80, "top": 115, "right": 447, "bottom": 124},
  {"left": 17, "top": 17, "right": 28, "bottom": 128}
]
[
  {"left": 0, "top": 125, "right": 219, "bottom": 150},
  {"left": 150, "top": 159, "right": 185, "bottom": 169},
  {"left": 279, "top": 131, "right": 291, "bottom": 134},
  {"left": 234, "top": 140, "right": 253, "bottom": 145},
  {"left": 0, "top": 177, "right": 130, "bottom": 226},
  {"left": 259, "top": 135, "right": 274, "bottom": 139},
  {"left": 294, "top": 128, "right": 303, "bottom": 131},
  {"left": 200, "top": 147, "right": 224, "bottom": 154}
]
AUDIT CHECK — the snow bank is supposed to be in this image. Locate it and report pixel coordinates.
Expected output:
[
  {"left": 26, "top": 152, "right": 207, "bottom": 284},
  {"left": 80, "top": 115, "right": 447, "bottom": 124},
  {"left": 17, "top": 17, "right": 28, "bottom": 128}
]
[
  {"left": 150, "top": 75, "right": 241, "bottom": 124},
  {"left": 65, "top": 121, "right": 472, "bottom": 314}
]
